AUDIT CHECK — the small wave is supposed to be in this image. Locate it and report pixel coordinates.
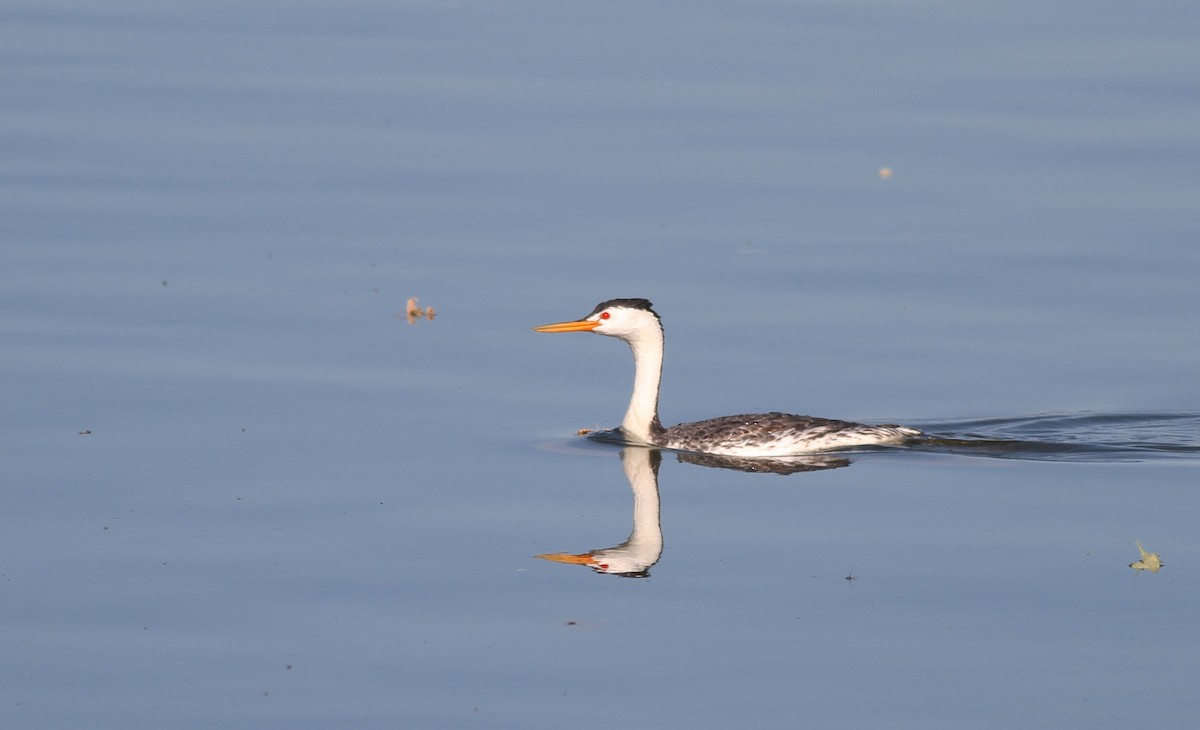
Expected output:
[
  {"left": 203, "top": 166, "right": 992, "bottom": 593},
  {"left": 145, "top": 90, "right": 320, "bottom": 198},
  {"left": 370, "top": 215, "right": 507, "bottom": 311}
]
[{"left": 906, "top": 412, "right": 1200, "bottom": 462}]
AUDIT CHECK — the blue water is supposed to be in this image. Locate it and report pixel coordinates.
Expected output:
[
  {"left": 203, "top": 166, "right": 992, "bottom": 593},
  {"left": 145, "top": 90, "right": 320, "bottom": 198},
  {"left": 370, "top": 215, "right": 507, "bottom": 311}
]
[{"left": 3, "top": 1, "right": 1199, "bottom": 728}]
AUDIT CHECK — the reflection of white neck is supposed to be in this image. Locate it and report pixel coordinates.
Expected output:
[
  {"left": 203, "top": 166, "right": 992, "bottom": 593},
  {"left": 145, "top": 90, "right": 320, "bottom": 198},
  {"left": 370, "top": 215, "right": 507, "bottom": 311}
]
[
  {"left": 620, "top": 320, "right": 664, "bottom": 444},
  {"left": 620, "top": 447, "right": 663, "bottom": 567},
  {"left": 535, "top": 447, "right": 663, "bottom": 576}
]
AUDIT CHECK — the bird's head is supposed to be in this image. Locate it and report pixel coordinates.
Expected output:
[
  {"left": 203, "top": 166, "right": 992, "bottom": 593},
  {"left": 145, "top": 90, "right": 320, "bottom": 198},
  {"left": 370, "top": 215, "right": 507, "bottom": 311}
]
[{"left": 534, "top": 298, "right": 661, "bottom": 341}]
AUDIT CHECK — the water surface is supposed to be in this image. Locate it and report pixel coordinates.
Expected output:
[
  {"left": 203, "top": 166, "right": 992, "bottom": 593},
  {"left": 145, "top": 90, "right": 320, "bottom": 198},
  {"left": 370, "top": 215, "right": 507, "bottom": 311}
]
[{"left": 3, "top": 1, "right": 1198, "bottom": 728}]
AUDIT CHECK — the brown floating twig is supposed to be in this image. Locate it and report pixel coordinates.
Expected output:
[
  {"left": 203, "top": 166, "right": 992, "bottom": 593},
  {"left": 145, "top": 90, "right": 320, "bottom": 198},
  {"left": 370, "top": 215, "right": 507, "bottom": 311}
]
[{"left": 399, "top": 297, "right": 437, "bottom": 324}]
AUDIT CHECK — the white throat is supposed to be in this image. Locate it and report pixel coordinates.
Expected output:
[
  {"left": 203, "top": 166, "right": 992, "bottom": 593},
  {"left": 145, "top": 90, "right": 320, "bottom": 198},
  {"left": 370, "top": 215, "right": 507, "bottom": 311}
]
[{"left": 619, "top": 319, "right": 664, "bottom": 444}]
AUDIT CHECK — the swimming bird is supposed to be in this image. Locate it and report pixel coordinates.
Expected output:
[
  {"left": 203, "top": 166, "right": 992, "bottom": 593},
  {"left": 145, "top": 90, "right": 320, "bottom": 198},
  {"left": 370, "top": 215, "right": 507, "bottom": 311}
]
[{"left": 535, "top": 298, "right": 920, "bottom": 456}]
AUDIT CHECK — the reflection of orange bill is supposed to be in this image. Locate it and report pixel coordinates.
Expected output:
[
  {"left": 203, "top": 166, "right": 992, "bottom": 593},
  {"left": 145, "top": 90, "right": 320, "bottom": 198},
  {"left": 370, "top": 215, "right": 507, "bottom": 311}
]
[{"left": 535, "top": 552, "right": 597, "bottom": 565}]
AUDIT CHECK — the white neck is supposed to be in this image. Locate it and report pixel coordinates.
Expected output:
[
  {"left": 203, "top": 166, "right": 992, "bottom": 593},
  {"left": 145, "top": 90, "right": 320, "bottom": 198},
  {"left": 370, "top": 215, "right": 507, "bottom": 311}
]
[{"left": 620, "top": 320, "right": 665, "bottom": 444}]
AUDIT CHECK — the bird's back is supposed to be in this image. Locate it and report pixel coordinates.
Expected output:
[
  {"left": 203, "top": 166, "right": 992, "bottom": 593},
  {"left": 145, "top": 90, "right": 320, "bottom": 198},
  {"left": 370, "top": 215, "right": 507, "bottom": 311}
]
[{"left": 664, "top": 412, "right": 920, "bottom": 456}]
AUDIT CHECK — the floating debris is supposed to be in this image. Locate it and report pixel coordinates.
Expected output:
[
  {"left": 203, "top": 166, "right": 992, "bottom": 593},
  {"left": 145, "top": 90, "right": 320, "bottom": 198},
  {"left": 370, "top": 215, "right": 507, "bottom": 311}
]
[
  {"left": 574, "top": 423, "right": 610, "bottom": 436},
  {"left": 1129, "top": 540, "right": 1163, "bottom": 574},
  {"left": 398, "top": 297, "right": 437, "bottom": 324}
]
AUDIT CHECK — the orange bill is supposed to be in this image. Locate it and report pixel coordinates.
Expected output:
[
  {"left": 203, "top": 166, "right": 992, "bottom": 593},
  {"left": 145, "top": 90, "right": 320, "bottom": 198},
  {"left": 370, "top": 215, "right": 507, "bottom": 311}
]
[{"left": 533, "top": 319, "right": 599, "bottom": 333}]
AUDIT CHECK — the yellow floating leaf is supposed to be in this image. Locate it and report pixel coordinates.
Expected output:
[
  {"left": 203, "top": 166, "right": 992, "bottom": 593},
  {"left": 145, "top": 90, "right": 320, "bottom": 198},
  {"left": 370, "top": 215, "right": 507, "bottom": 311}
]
[{"left": 1129, "top": 540, "right": 1163, "bottom": 573}]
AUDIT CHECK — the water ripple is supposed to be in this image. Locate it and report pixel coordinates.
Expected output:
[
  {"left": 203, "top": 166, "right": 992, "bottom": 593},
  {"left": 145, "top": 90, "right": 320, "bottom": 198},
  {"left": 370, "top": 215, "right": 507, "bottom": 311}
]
[{"left": 908, "top": 412, "right": 1200, "bottom": 462}]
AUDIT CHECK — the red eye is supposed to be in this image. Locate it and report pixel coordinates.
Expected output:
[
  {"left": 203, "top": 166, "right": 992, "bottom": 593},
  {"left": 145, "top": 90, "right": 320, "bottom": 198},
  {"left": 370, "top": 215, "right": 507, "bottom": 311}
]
[{"left": 600, "top": 312, "right": 610, "bottom": 319}]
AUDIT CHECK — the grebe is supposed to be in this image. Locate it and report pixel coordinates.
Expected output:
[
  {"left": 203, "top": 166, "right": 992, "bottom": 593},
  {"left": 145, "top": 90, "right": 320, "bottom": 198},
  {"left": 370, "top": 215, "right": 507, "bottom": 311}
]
[{"left": 535, "top": 298, "right": 921, "bottom": 456}]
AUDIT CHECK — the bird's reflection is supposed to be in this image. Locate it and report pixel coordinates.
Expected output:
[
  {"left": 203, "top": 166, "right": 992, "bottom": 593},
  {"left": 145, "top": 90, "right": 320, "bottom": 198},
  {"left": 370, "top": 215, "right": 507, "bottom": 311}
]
[
  {"left": 537, "top": 447, "right": 664, "bottom": 578},
  {"left": 676, "top": 451, "right": 850, "bottom": 474},
  {"left": 537, "top": 447, "right": 848, "bottom": 577}
]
